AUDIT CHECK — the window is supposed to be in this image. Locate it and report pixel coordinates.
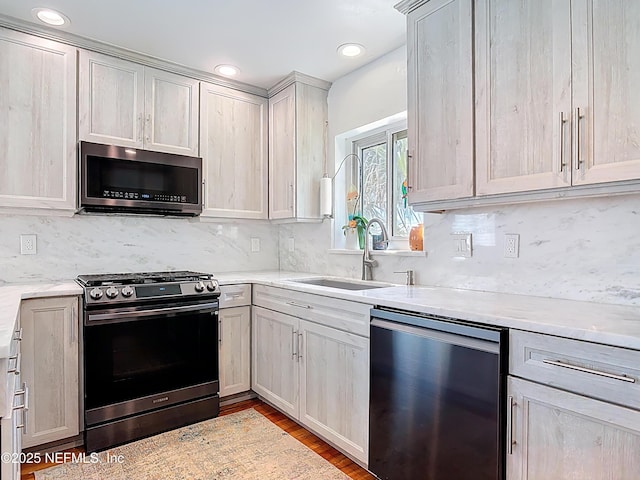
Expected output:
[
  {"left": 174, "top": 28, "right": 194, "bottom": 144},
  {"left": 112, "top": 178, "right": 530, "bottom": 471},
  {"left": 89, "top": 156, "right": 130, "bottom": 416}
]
[{"left": 352, "top": 127, "right": 421, "bottom": 239}]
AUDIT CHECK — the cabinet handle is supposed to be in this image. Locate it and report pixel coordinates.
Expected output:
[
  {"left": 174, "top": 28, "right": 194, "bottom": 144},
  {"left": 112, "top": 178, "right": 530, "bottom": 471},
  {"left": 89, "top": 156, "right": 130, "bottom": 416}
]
[
  {"left": 14, "top": 328, "right": 22, "bottom": 341},
  {"left": 289, "top": 184, "right": 294, "bottom": 211},
  {"left": 298, "top": 333, "right": 303, "bottom": 360},
  {"left": 506, "top": 395, "right": 515, "bottom": 455},
  {"left": 145, "top": 114, "right": 151, "bottom": 143},
  {"left": 71, "top": 302, "right": 77, "bottom": 344},
  {"left": 559, "top": 112, "right": 567, "bottom": 172},
  {"left": 292, "top": 330, "right": 298, "bottom": 360},
  {"left": 218, "top": 318, "right": 222, "bottom": 344},
  {"left": 286, "top": 301, "right": 312, "bottom": 309},
  {"left": 7, "top": 352, "right": 20, "bottom": 375},
  {"left": 575, "top": 107, "right": 584, "bottom": 170},
  {"left": 202, "top": 179, "right": 206, "bottom": 207},
  {"left": 137, "top": 113, "right": 143, "bottom": 142},
  {"left": 542, "top": 359, "right": 636, "bottom": 383},
  {"left": 406, "top": 151, "right": 413, "bottom": 191},
  {"left": 15, "top": 383, "right": 28, "bottom": 434}
]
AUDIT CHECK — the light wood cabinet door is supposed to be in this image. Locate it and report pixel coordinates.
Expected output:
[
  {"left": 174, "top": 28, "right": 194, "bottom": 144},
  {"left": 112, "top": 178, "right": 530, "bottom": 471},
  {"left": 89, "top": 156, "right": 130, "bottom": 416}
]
[
  {"left": 298, "top": 320, "right": 369, "bottom": 464},
  {"left": 475, "top": 0, "right": 572, "bottom": 195},
  {"left": 20, "top": 296, "right": 79, "bottom": 448},
  {"left": 144, "top": 67, "right": 199, "bottom": 156},
  {"left": 572, "top": 0, "right": 640, "bottom": 185},
  {"left": 406, "top": 0, "right": 474, "bottom": 203},
  {"left": 269, "top": 84, "right": 297, "bottom": 219},
  {"left": 251, "top": 306, "right": 298, "bottom": 417},
  {"left": 79, "top": 50, "right": 145, "bottom": 148},
  {"left": 0, "top": 28, "right": 77, "bottom": 211},
  {"left": 507, "top": 377, "right": 640, "bottom": 480},
  {"left": 200, "top": 83, "right": 268, "bottom": 219},
  {"left": 219, "top": 306, "right": 251, "bottom": 397}
]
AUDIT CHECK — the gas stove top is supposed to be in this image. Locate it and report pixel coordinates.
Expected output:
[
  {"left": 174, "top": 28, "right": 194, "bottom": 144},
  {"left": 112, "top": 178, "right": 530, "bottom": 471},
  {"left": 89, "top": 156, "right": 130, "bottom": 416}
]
[{"left": 77, "top": 271, "right": 220, "bottom": 305}]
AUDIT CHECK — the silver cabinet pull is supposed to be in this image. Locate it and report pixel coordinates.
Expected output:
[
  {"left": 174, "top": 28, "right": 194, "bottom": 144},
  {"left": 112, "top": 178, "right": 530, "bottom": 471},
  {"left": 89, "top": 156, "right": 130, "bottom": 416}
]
[
  {"left": 286, "top": 301, "right": 312, "bottom": 310},
  {"left": 137, "top": 113, "right": 143, "bottom": 142},
  {"left": 145, "top": 114, "right": 151, "bottom": 143},
  {"left": 71, "top": 302, "right": 77, "bottom": 344},
  {"left": 15, "top": 383, "right": 28, "bottom": 433},
  {"left": 218, "top": 318, "right": 222, "bottom": 344},
  {"left": 14, "top": 328, "right": 23, "bottom": 341},
  {"left": 8, "top": 352, "right": 20, "bottom": 375},
  {"left": 575, "top": 107, "right": 585, "bottom": 170},
  {"left": 289, "top": 184, "right": 294, "bottom": 211},
  {"left": 559, "top": 111, "right": 567, "bottom": 172},
  {"left": 292, "top": 330, "right": 298, "bottom": 360},
  {"left": 507, "top": 395, "right": 515, "bottom": 455},
  {"left": 542, "top": 359, "right": 636, "bottom": 383},
  {"left": 298, "top": 333, "right": 303, "bottom": 360},
  {"left": 202, "top": 179, "right": 207, "bottom": 207}
]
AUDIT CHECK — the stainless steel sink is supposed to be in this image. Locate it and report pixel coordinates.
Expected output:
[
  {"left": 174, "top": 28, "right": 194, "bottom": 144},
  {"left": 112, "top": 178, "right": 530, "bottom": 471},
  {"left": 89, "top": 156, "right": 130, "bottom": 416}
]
[{"left": 289, "top": 278, "right": 388, "bottom": 290}]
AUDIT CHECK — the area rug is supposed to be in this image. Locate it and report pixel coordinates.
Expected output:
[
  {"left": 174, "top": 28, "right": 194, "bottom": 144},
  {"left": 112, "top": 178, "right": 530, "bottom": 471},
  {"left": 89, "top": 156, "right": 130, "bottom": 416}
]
[{"left": 35, "top": 408, "right": 350, "bottom": 480}]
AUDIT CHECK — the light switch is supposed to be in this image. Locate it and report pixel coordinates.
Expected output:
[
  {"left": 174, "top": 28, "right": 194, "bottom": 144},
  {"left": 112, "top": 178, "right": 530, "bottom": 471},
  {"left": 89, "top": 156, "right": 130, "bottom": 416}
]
[{"left": 451, "top": 232, "right": 472, "bottom": 258}]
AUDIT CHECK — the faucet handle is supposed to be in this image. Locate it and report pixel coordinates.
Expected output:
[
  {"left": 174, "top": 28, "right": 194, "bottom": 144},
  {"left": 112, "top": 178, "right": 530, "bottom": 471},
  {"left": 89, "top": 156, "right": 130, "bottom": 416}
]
[{"left": 394, "top": 270, "right": 415, "bottom": 286}]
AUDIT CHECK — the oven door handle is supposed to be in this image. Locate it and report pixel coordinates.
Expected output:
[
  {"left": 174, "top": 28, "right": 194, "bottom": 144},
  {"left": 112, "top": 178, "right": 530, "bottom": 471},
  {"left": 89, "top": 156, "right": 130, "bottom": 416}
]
[{"left": 87, "top": 302, "right": 219, "bottom": 324}]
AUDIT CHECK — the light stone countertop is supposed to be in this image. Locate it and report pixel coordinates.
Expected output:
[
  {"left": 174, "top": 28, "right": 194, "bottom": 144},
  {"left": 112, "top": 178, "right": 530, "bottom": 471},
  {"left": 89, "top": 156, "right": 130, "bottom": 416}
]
[{"left": 218, "top": 271, "right": 640, "bottom": 351}]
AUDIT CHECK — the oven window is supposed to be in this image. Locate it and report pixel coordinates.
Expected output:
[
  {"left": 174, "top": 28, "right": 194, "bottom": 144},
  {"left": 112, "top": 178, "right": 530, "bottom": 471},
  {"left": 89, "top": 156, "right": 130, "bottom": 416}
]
[{"left": 84, "top": 310, "right": 217, "bottom": 410}]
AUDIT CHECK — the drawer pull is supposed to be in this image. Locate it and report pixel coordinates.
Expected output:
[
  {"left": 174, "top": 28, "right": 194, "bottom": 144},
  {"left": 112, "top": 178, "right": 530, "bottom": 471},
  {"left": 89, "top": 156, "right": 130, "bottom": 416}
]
[
  {"left": 227, "top": 293, "right": 244, "bottom": 298},
  {"left": 14, "top": 328, "right": 23, "bottom": 341},
  {"left": 543, "top": 359, "right": 636, "bottom": 383},
  {"left": 7, "top": 353, "right": 20, "bottom": 375},
  {"left": 506, "top": 395, "right": 515, "bottom": 455},
  {"left": 286, "top": 301, "right": 312, "bottom": 309}
]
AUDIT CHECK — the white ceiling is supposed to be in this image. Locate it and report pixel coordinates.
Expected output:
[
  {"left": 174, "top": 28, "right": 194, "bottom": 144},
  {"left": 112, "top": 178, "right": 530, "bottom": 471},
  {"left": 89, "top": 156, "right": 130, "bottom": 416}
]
[{"left": 0, "top": 0, "right": 407, "bottom": 89}]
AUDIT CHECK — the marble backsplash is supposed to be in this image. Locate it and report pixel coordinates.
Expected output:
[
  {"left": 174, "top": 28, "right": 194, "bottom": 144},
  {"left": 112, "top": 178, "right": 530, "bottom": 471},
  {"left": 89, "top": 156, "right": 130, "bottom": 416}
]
[
  {"left": 0, "top": 214, "right": 279, "bottom": 284},
  {"left": 279, "top": 194, "right": 640, "bottom": 306}
]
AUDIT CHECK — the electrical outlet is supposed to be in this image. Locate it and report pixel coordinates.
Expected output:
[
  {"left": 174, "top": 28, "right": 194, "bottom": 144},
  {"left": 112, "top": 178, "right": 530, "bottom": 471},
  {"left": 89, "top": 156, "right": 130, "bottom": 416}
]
[
  {"left": 288, "top": 237, "right": 295, "bottom": 252},
  {"left": 451, "top": 232, "right": 472, "bottom": 258},
  {"left": 251, "top": 237, "right": 260, "bottom": 253},
  {"left": 504, "top": 234, "right": 520, "bottom": 258},
  {"left": 20, "top": 234, "right": 37, "bottom": 255}
]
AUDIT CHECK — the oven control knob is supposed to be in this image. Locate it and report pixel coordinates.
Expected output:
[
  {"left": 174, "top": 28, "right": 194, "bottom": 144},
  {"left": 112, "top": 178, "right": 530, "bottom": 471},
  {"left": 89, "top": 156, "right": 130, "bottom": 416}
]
[
  {"left": 121, "top": 286, "right": 134, "bottom": 297},
  {"left": 206, "top": 281, "right": 218, "bottom": 292},
  {"left": 194, "top": 281, "right": 205, "bottom": 293},
  {"left": 89, "top": 288, "right": 104, "bottom": 300},
  {"left": 105, "top": 286, "right": 119, "bottom": 299}
]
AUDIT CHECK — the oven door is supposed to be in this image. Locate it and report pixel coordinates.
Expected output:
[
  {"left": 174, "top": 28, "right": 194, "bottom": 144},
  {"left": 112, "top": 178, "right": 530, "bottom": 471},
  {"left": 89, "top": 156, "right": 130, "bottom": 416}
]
[{"left": 83, "top": 299, "right": 218, "bottom": 425}]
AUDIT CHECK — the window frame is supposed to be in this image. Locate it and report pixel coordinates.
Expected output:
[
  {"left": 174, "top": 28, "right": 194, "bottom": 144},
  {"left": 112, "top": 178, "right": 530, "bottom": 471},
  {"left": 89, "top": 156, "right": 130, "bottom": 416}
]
[{"left": 347, "top": 121, "right": 418, "bottom": 242}]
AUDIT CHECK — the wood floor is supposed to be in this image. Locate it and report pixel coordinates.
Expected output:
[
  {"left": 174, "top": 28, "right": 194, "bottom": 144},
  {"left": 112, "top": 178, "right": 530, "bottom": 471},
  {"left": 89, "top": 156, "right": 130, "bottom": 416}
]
[{"left": 21, "top": 398, "right": 375, "bottom": 480}]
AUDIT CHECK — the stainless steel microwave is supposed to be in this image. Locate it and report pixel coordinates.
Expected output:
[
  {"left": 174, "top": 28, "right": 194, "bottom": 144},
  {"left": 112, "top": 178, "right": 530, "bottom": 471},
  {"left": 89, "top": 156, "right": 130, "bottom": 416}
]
[{"left": 80, "top": 142, "right": 202, "bottom": 216}]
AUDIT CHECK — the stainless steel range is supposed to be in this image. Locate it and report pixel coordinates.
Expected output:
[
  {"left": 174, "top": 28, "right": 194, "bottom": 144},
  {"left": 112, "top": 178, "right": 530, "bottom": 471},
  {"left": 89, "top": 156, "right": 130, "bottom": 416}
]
[{"left": 76, "top": 271, "right": 221, "bottom": 452}]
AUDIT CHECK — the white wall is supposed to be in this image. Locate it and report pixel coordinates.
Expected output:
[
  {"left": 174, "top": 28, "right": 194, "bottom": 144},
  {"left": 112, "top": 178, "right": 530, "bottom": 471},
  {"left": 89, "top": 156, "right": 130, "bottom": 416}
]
[
  {"left": 280, "top": 45, "right": 640, "bottom": 306},
  {"left": 0, "top": 214, "right": 279, "bottom": 284}
]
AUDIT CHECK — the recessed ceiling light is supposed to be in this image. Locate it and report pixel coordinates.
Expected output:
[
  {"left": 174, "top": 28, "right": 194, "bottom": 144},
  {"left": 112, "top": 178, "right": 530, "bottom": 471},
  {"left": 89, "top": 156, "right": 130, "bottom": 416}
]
[
  {"left": 214, "top": 64, "right": 240, "bottom": 77},
  {"left": 31, "top": 8, "right": 70, "bottom": 27},
  {"left": 337, "top": 43, "right": 365, "bottom": 58}
]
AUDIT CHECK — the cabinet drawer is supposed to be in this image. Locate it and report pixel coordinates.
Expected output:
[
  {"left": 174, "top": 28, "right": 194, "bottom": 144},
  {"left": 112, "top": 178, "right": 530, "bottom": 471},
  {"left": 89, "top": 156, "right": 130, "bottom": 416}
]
[
  {"left": 219, "top": 284, "right": 251, "bottom": 308},
  {"left": 510, "top": 330, "right": 640, "bottom": 409},
  {"left": 253, "top": 284, "right": 372, "bottom": 337}
]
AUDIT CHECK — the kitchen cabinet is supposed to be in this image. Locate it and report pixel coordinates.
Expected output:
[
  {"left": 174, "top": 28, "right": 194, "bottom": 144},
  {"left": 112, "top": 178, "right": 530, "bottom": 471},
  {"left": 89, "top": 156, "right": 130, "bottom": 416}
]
[
  {"left": 0, "top": 28, "right": 77, "bottom": 212},
  {"left": 1, "top": 317, "right": 25, "bottom": 480},
  {"left": 252, "top": 285, "right": 371, "bottom": 464},
  {"left": 200, "top": 83, "right": 268, "bottom": 219},
  {"left": 79, "top": 50, "right": 199, "bottom": 156},
  {"left": 268, "top": 76, "right": 329, "bottom": 220},
  {"left": 404, "top": 0, "right": 474, "bottom": 203},
  {"left": 20, "top": 296, "right": 79, "bottom": 448},
  {"left": 507, "top": 330, "right": 640, "bottom": 479},
  {"left": 397, "top": 0, "right": 640, "bottom": 210},
  {"left": 218, "top": 284, "right": 252, "bottom": 398}
]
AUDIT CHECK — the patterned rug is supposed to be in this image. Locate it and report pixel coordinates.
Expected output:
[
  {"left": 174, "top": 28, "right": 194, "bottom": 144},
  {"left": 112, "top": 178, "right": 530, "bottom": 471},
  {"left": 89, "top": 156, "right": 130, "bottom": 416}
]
[{"left": 35, "top": 408, "right": 350, "bottom": 480}]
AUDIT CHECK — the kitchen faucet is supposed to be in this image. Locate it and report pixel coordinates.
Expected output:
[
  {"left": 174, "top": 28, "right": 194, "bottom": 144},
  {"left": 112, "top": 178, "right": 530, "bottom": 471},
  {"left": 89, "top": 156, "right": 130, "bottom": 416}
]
[{"left": 362, "top": 218, "right": 389, "bottom": 280}]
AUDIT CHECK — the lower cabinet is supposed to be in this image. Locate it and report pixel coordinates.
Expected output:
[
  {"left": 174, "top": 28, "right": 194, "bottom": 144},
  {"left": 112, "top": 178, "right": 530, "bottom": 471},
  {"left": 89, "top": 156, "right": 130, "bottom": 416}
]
[
  {"left": 20, "top": 296, "right": 80, "bottom": 448},
  {"left": 252, "top": 305, "right": 369, "bottom": 464},
  {"left": 218, "top": 306, "right": 251, "bottom": 397},
  {"left": 507, "top": 377, "right": 640, "bottom": 480}
]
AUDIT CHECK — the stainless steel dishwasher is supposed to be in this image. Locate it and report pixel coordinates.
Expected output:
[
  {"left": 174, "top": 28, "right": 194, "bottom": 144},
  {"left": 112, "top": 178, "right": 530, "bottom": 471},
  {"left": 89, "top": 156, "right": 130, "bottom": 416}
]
[{"left": 369, "top": 307, "right": 507, "bottom": 480}]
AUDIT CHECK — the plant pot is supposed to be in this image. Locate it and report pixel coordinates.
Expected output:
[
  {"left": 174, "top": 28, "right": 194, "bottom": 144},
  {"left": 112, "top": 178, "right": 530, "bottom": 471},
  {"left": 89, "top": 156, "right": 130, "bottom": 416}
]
[{"left": 344, "top": 228, "right": 359, "bottom": 250}]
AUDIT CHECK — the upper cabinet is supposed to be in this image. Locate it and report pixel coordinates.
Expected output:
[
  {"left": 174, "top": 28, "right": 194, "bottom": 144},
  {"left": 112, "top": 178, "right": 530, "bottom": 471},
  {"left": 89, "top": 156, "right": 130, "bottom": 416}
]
[
  {"left": 0, "top": 28, "right": 77, "bottom": 211},
  {"left": 79, "top": 50, "right": 199, "bottom": 157},
  {"left": 200, "top": 83, "right": 268, "bottom": 219},
  {"left": 398, "top": 0, "right": 640, "bottom": 209},
  {"left": 475, "top": 0, "right": 572, "bottom": 195},
  {"left": 268, "top": 75, "right": 329, "bottom": 220},
  {"left": 406, "top": 0, "right": 474, "bottom": 203}
]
